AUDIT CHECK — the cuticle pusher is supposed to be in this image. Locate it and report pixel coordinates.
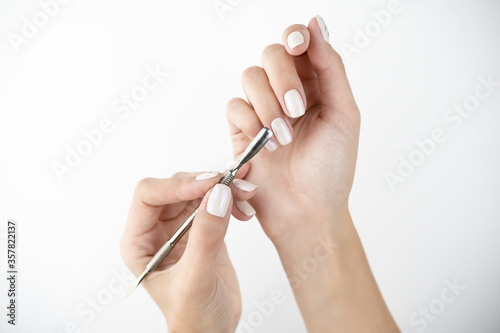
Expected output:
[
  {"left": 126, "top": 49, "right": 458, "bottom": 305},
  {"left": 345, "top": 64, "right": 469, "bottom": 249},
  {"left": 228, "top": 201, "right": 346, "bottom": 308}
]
[{"left": 121, "top": 127, "right": 272, "bottom": 299}]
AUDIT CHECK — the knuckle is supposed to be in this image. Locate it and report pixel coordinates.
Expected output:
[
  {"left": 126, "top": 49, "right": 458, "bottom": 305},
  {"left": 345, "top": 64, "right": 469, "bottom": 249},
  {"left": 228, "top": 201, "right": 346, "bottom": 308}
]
[
  {"left": 262, "top": 43, "right": 286, "bottom": 60},
  {"left": 170, "top": 171, "right": 186, "bottom": 179},
  {"left": 226, "top": 97, "right": 245, "bottom": 116},
  {"left": 241, "top": 66, "right": 264, "bottom": 84},
  {"left": 135, "top": 177, "right": 152, "bottom": 194}
]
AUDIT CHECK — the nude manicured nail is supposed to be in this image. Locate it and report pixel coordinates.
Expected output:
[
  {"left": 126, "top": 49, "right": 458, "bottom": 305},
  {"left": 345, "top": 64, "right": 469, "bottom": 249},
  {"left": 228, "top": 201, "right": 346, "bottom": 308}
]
[
  {"left": 265, "top": 139, "right": 278, "bottom": 152},
  {"left": 284, "top": 89, "right": 305, "bottom": 118},
  {"left": 207, "top": 184, "right": 231, "bottom": 217},
  {"left": 236, "top": 201, "right": 256, "bottom": 217},
  {"left": 271, "top": 118, "right": 292, "bottom": 145},
  {"left": 195, "top": 171, "right": 219, "bottom": 180},
  {"left": 316, "top": 15, "right": 330, "bottom": 43},
  {"left": 233, "top": 179, "right": 258, "bottom": 192},
  {"left": 287, "top": 31, "right": 304, "bottom": 49}
]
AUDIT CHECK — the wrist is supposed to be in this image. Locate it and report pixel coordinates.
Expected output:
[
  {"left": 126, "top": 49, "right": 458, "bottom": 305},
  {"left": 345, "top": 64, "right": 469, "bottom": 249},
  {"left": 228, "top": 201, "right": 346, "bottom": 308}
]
[
  {"left": 271, "top": 204, "right": 353, "bottom": 254},
  {"left": 270, "top": 207, "right": 363, "bottom": 330},
  {"left": 271, "top": 206, "right": 398, "bottom": 332}
]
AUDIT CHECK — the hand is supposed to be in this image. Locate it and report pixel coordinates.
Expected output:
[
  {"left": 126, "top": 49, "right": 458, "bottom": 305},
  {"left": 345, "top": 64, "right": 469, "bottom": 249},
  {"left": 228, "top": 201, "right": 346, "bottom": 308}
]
[
  {"left": 120, "top": 172, "right": 257, "bottom": 333},
  {"left": 226, "top": 17, "right": 399, "bottom": 332},
  {"left": 226, "top": 16, "right": 360, "bottom": 242}
]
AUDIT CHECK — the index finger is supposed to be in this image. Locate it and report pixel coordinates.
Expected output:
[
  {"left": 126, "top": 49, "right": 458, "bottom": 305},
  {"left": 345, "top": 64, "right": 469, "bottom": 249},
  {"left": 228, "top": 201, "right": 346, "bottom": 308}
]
[
  {"left": 135, "top": 172, "right": 221, "bottom": 207},
  {"left": 125, "top": 172, "right": 222, "bottom": 236}
]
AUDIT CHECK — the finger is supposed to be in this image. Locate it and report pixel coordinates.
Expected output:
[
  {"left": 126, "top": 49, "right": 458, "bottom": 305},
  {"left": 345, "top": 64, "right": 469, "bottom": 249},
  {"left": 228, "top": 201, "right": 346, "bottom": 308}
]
[
  {"left": 233, "top": 201, "right": 257, "bottom": 221},
  {"left": 226, "top": 97, "right": 278, "bottom": 153},
  {"left": 138, "top": 172, "right": 222, "bottom": 206},
  {"left": 261, "top": 44, "right": 307, "bottom": 119},
  {"left": 230, "top": 178, "right": 258, "bottom": 221},
  {"left": 125, "top": 171, "right": 222, "bottom": 236},
  {"left": 180, "top": 184, "right": 233, "bottom": 273},
  {"left": 157, "top": 171, "right": 223, "bottom": 220},
  {"left": 241, "top": 66, "right": 294, "bottom": 146},
  {"left": 230, "top": 178, "right": 258, "bottom": 200},
  {"left": 282, "top": 24, "right": 310, "bottom": 56},
  {"left": 307, "top": 15, "right": 359, "bottom": 122},
  {"left": 283, "top": 38, "right": 321, "bottom": 108}
]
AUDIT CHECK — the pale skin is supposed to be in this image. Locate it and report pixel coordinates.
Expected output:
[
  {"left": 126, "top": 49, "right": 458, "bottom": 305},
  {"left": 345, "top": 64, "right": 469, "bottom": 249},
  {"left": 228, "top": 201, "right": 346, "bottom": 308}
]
[{"left": 120, "top": 16, "right": 399, "bottom": 333}]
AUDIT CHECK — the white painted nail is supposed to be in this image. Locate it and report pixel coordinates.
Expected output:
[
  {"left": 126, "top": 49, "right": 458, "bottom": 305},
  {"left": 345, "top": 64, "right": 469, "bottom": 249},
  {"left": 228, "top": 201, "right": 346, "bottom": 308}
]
[
  {"left": 265, "top": 139, "right": 278, "bottom": 152},
  {"left": 271, "top": 118, "right": 292, "bottom": 145},
  {"left": 195, "top": 171, "right": 219, "bottom": 180},
  {"left": 284, "top": 89, "right": 305, "bottom": 118},
  {"left": 287, "top": 31, "right": 304, "bottom": 49},
  {"left": 316, "top": 15, "right": 330, "bottom": 43},
  {"left": 233, "top": 179, "right": 258, "bottom": 192},
  {"left": 236, "top": 201, "right": 256, "bottom": 217},
  {"left": 207, "top": 184, "right": 231, "bottom": 217}
]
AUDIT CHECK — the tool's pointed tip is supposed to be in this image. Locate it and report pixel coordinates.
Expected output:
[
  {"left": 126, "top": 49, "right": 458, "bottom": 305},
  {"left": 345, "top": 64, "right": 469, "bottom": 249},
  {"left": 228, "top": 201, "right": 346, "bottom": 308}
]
[
  {"left": 121, "top": 269, "right": 150, "bottom": 299},
  {"left": 120, "top": 282, "right": 138, "bottom": 299}
]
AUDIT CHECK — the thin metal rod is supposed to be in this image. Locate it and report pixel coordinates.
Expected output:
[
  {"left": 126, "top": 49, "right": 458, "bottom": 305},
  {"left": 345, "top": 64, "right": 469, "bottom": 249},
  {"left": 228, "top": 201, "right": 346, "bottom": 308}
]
[{"left": 121, "top": 127, "right": 272, "bottom": 299}]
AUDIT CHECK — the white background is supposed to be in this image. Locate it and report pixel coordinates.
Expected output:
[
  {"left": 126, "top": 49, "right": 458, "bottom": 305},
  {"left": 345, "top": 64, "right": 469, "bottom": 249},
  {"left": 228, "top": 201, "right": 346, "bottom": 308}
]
[{"left": 1, "top": 0, "right": 499, "bottom": 332}]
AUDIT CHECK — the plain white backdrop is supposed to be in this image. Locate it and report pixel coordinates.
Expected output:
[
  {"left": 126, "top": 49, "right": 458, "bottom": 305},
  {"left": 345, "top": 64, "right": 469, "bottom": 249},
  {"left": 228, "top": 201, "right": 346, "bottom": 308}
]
[{"left": 1, "top": 0, "right": 499, "bottom": 332}]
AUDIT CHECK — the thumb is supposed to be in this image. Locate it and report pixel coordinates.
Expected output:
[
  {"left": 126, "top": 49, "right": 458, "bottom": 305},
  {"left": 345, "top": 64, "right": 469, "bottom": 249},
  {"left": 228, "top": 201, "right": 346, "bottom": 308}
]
[
  {"left": 181, "top": 184, "right": 233, "bottom": 273},
  {"left": 307, "top": 15, "right": 359, "bottom": 121}
]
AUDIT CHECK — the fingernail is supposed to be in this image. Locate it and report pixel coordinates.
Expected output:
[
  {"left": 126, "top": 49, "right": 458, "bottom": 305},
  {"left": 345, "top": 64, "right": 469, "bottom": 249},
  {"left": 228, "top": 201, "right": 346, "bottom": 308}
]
[
  {"left": 287, "top": 31, "right": 304, "bottom": 49},
  {"left": 195, "top": 171, "right": 219, "bottom": 180},
  {"left": 265, "top": 139, "right": 278, "bottom": 152},
  {"left": 236, "top": 201, "right": 256, "bottom": 217},
  {"left": 233, "top": 179, "right": 258, "bottom": 192},
  {"left": 284, "top": 89, "right": 305, "bottom": 118},
  {"left": 207, "top": 184, "right": 231, "bottom": 217},
  {"left": 316, "top": 15, "right": 330, "bottom": 43},
  {"left": 271, "top": 118, "right": 292, "bottom": 145}
]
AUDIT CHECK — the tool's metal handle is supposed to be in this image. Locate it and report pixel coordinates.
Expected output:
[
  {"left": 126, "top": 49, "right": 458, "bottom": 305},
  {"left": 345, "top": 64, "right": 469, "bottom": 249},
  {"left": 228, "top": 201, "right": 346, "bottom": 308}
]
[
  {"left": 146, "top": 242, "right": 175, "bottom": 272},
  {"left": 121, "top": 127, "right": 272, "bottom": 299},
  {"left": 145, "top": 129, "right": 270, "bottom": 268},
  {"left": 126, "top": 171, "right": 237, "bottom": 295},
  {"left": 145, "top": 208, "right": 198, "bottom": 272},
  {"left": 219, "top": 170, "right": 236, "bottom": 185},
  {"left": 233, "top": 127, "right": 272, "bottom": 169},
  {"left": 149, "top": 127, "right": 272, "bottom": 268},
  {"left": 144, "top": 171, "right": 236, "bottom": 272}
]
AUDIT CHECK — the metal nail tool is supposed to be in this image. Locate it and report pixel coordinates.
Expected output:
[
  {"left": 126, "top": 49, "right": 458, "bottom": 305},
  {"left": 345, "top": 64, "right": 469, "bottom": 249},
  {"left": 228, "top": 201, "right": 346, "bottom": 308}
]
[{"left": 121, "top": 127, "right": 272, "bottom": 299}]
